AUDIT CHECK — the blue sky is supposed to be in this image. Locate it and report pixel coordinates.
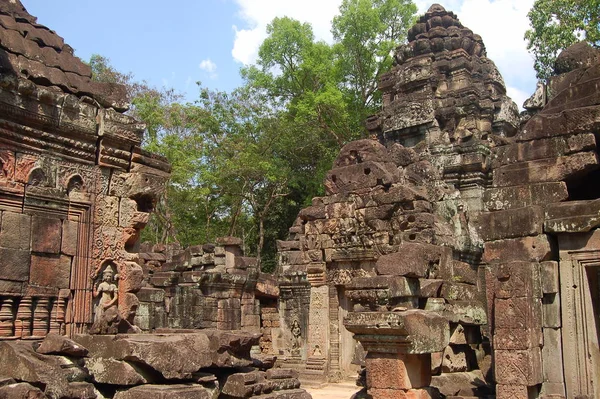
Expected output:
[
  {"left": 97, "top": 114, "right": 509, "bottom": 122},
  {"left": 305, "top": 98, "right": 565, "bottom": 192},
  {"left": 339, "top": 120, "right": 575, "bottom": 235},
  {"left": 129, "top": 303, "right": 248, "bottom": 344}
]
[{"left": 23, "top": 0, "right": 538, "bottom": 107}]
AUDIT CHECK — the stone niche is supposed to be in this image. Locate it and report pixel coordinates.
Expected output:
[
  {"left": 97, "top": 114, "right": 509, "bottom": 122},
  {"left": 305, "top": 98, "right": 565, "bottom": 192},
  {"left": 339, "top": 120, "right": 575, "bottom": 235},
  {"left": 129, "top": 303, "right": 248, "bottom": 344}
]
[
  {"left": 0, "top": 0, "right": 170, "bottom": 338},
  {"left": 277, "top": 4, "right": 600, "bottom": 399}
]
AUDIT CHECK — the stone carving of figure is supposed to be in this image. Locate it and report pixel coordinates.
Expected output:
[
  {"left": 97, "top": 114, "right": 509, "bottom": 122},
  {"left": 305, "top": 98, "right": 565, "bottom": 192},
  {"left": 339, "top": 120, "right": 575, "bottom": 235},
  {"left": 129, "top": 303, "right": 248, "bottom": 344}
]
[
  {"left": 291, "top": 319, "right": 301, "bottom": 350},
  {"left": 93, "top": 264, "right": 118, "bottom": 322}
]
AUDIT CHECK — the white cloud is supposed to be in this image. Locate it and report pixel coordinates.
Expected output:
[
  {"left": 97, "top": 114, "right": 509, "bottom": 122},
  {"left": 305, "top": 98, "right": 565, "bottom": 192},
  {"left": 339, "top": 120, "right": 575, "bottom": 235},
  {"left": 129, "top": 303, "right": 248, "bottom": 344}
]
[
  {"left": 231, "top": 0, "right": 538, "bottom": 105},
  {"left": 231, "top": 0, "right": 343, "bottom": 65},
  {"left": 507, "top": 86, "right": 530, "bottom": 110},
  {"left": 199, "top": 58, "right": 218, "bottom": 79}
]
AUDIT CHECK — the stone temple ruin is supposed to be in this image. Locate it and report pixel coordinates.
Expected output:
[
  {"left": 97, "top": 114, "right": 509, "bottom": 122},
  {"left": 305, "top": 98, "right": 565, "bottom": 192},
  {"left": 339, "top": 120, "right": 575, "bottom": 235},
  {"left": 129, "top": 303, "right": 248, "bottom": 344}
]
[{"left": 0, "top": 1, "right": 599, "bottom": 399}]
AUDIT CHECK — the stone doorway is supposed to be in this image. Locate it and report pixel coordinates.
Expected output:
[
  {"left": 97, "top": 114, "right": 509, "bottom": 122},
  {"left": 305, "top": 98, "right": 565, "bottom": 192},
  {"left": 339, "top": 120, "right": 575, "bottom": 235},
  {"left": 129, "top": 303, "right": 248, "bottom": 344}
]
[
  {"left": 558, "top": 231, "right": 600, "bottom": 398},
  {"left": 337, "top": 286, "right": 361, "bottom": 379}
]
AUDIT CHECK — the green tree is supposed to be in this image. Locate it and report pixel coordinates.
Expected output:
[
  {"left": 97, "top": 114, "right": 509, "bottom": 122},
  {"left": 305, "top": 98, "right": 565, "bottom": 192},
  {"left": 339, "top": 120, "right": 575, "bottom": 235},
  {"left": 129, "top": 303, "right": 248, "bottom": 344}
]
[
  {"left": 332, "top": 0, "right": 416, "bottom": 129},
  {"left": 525, "top": 0, "right": 600, "bottom": 80}
]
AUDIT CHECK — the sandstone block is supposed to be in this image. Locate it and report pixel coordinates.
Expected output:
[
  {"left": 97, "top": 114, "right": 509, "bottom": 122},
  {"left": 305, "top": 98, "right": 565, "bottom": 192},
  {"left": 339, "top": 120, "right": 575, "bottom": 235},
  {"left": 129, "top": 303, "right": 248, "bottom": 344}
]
[
  {"left": 544, "top": 198, "right": 600, "bottom": 233},
  {"left": 542, "top": 328, "right": 565, "bottom": 386},
  {"left": 440, "top": 282, "right": 478, "bottom": 301},
  {"left": 114, "top": 384, "right": 212, "bottom": 399},
  {"left": 474, "top": 207, "right": 543, "bottom": 242},
  {"left": 494, "top": 327, "right": 538, "bottom": 350},
  {"left": 119, "top": 261, "right": 144, "bottom": 293},
  {"left": 0, "top": 248, "right": 30, "bottom": 281},
  {"left": 483, "top": 235, "right": 551, "bottom": 263},
  {"left": 36, "top": 333, "right": 88, "bottom": 357},
  {"left": 495, "top": 261, "right": 541, "bottom": 299},
  {"left": 418, "top": 279, "right": 443, "bottom": 297},
  {"left": 540, "top": 261, "right": 559, "bottom": 294},
  {"left": 366, "top": 352, "right": 431, "bottom": 389},
  {"left": 483, "top": 182, "right": 567, "bottom": 211},
  {"left": 494, "top": 297, "right": 542, "bottom": 330},
  {"left": 75, "top": 331, "right": 260, "bottom": 379},
  {"left": 368, "top": 388, "right": 432, "bottom": 399},
  {"left": 430, "top": 371, "right": 489, "bottom": 397},
  {"left": 29, "top": 254, "right": 71, "bottom": 289},
  {"left": 60, "top": 220, "right": 78, "bottom": 256},
  {"left": 375, "top": 242, "right": 451, "bottom": 278},
  {"left": 496, "top": 384, "right": 528, "bottom": 399},
  {"left": 0, "top": 212, "right": 31, "bottom": 250},
  {"left": 441, "top": 345, "right": 468, "bottom": 373},
  {"left": 31, "top": 216, "right": 62, "bottom": 254},
  {"left": 542, "top": 293, "right": 561, "bottom": 328},
  {"left": 495, "top": 348, "right": 543, "bottom": 385},
  {"left": 136, "top": 287, "right": 165, "bottom": 303},
  {"left": 85, "top": 357, "right": 149, "bottom": 385},
  {"left": 0, "top": 383, "right": 46, "bottom": 399}
]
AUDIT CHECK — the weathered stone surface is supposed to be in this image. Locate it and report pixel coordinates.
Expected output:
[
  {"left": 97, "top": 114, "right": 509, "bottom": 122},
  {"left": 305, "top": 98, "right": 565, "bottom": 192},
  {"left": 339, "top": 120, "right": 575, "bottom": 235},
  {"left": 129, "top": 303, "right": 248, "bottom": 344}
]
[
  {"left": 441, "top": 346, "right": 468, "bottom": 373},
  {"left": 344, "top": 310, "right": 449, "bottom": 354},
  {"left": 495, "top": 262, "right": 541, "bottom": 299},
  {"left": 366, "top": 352, "right": 431, "bottom": 389},
  {"left": 0, "top": 248, "right": 30, "bottom": 281},
  {"left": 31, "top": 216, "right": 62, "bottom": 254},
  {"left": 474, "top": 207, "right": 543, "bottom": 242},
  {"left": 495, "top": 348, "right": 543, "bottom": 385},
  {"left": 483, "top": 182, "right": 568, "bottom": 211},
  {"left": 0, "top": 212, "right": 31, "bottom": 250},
  {"left": 482, "top": 235, "right": 552, "bottom": 263},
  {"left": 85, "top": 357, "right": 149, "bottom": 385},
  {"left": 0, "top": 382, "right": 46, "bottom": 399},
  {"left": 36, "top": 333, "right": 88, "bottom": 357},
  {"left": 544, "top": 199, "right": 600, "bottom": 233},
  {"left": 375, "top": 243, "right": 451, "bottom": 278},
  {"left": 114, "top": 384, "right": 212, "bottom": 399},
  {"left": 75, "top": 331, "right": 259, "bottom": 379},
  {"left": 0, "top": 341, "right": 86, "bottom": 398},
  {"left": 430, "top": 371, "right": 489, "bottom": 397},
  {"left": 493, "top": 152, "right": 598, "bottom": 186}
]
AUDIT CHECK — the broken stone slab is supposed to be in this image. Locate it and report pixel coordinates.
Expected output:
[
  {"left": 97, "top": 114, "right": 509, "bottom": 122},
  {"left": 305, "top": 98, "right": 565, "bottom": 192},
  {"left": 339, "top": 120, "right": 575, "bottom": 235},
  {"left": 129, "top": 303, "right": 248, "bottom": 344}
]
[
  {"left": 114, "top": 384, "right": 213, "bottom": 399},
  {"left": 473, "top": 206, "right": 544, "bottom": 242},
  {"left": 74, "top": 331, "right": 260, "bottom": 380},
  {"left": 492, "top": 152, "right": 598, "bottom": 186},
  {"left": 344, "top": 310, "right": 449, "bottom": 354},
  {"left": 375, "top": 242, "right": 452, "bottom": 278},
  {"left": 0, "top": 382, "right": 46, "bottom": 399},
  {"left": 84, "top": 357, "right": 149, "bottom": 385},
  {"left": 442, "top": 301, "right": 487, "bottom": 326},
  {"left": 544, "top": 198, "right": 600, "bottom": 233},
  {"left": 482, "top": 235, "right": 552, "bottom": 264},
  {"left": 35, "top": 333, "right": 88, "bottom": 357},
  {"left": 430, "top": 370, "right": 490, "bottom": 397},
  {"left": 0, "top": 341, "right": 88, "bottom": 399}
]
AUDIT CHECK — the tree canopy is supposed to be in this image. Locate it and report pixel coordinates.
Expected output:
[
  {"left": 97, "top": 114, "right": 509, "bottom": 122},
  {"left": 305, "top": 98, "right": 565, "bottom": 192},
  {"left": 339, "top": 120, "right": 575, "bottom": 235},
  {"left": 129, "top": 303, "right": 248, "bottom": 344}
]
[
  {"left": 525, "top": 0, "right": 600, "bottom": 80},
  {"left": 89, "top": 0, "right": 417, "bottom": 271}
]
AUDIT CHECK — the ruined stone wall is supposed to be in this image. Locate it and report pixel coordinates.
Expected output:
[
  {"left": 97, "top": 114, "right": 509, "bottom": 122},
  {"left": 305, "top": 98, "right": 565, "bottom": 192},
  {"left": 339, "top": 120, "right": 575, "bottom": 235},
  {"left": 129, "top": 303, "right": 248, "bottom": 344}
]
[
  {"left": 277, "top": 4, "right": 600, "bottom": 399},
  {"left": 135, "top": 237, "right": 280, "bottom": 336},
  {"left": 0, "top": 1, "right": 170, "bottom": 338}
]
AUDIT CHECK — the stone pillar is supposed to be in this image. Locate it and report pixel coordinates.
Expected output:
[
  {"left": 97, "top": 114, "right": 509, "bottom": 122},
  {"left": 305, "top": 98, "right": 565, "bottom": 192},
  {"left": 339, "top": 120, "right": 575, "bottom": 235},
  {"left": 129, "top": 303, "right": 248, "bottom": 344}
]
[
  {"left": 32, "top": 297, "right": 50, "bottom": 337},
  {"left": 344, "top": 310, "right": 449, "bottom": 399},
  {"left": 15, "top": 297, "right": 32, "bottom": 338},
  {"left": 0, "top": 297, "right": 15, "bottom": 337}
]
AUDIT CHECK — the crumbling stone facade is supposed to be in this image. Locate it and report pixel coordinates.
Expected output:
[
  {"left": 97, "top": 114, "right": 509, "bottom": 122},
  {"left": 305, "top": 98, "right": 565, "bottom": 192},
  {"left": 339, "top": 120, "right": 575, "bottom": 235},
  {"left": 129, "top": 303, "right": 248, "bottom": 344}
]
[
  {"left": 0, "top": 0, "right": 170, "bottom": 338},
  {"left": 0, "top": 3, "right": 312, "bottom": 399},
  {"left": 276, "top": 4, "right": 600, "bottom": 399},
  {"left": 135, "top": 238, "right": 279, "bottom": 338}
]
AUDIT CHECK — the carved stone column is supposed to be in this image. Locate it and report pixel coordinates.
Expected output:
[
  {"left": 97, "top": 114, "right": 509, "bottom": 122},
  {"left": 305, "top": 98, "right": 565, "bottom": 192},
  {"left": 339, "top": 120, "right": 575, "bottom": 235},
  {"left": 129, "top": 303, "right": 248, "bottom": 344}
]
[
  {"left": 344, "top": 310, "right": 448, "bottom": 399},
  {"left": 15, "top": 297, "right": 32, "bottom": 338},
  {"left": 0, "top": 297, "right": 15, "bottom": 338}
]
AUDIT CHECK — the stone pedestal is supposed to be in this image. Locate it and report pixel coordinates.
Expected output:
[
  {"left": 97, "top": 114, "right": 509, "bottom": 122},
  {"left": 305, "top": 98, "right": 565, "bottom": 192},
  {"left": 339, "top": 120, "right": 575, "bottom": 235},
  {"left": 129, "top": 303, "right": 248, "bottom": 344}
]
[{"left": 344, "top": 310, "right": 448, "bottom": 399}]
